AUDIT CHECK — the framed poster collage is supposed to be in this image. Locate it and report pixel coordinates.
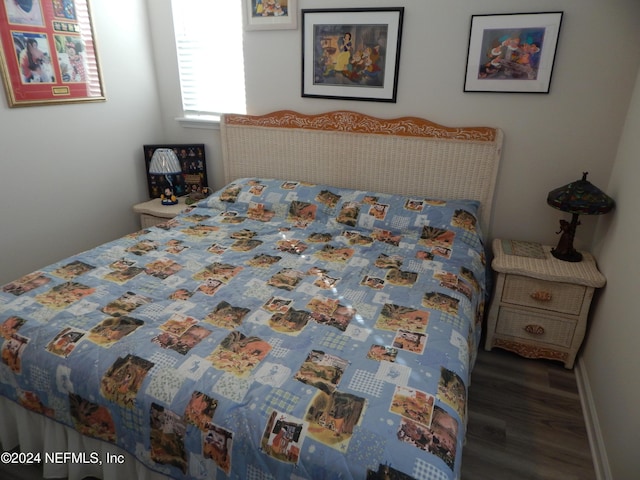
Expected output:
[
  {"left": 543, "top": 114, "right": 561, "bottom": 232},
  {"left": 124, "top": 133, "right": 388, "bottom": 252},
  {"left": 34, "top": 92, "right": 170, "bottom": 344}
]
[{"left": 0, "top": 0, "right": 105, "bottom": 107}]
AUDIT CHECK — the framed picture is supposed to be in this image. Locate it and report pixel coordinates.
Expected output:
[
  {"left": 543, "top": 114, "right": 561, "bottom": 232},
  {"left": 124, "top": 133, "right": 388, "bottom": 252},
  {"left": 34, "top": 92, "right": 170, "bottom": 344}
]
[
  {"left": 464, "top": 12, "right": 563, "bottom": 93},
  {"left": 143, "top": 144, "right": 209, "bottom": 199},
  {"left": 243, "top": 0, "right": 297, "bottom": 31},
  {"left": 301, "top": 7, "right": 404, "bottom": 102},
  {"left": 0, "top": 0, "right": 105, "bottom": 107}
]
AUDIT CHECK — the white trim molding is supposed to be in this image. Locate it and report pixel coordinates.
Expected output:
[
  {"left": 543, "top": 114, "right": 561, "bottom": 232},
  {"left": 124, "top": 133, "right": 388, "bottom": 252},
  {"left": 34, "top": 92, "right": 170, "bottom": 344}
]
[{"left": 575, "top": 356, "right": 612, "bottom": 480}]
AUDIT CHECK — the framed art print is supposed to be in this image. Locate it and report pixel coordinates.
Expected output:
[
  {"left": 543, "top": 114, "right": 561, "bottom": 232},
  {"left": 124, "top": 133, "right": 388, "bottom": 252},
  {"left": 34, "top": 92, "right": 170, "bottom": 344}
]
[
  {"left": 302, "top": 7, "right": 404, "bottom": 102},
  {"left": 243, "top": 0, "right": 297, "bottom": 31},
  {"left": 464, "top": 12, "right": 563, "bottom": 93},
  {"left": 0, "top": 0, "right": 105, "bottom": 107},
  {"left": 144, "top": 144, "right": 208, "bottom": 199}
]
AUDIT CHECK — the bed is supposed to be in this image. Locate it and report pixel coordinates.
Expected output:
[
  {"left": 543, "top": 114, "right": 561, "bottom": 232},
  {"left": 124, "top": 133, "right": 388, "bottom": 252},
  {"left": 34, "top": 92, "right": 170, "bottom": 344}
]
[{"left": 0, "top": 110, "right": 502, "bottom": 480}]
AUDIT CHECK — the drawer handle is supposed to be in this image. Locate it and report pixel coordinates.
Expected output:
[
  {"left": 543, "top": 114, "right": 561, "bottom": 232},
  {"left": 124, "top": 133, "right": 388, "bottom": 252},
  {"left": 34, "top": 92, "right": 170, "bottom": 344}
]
[
  {"left": 530, "top": 290, "right": 552, "bottom": 302},
  {"left": 524, "top": 324, "right": 545, "bottom": 335}
]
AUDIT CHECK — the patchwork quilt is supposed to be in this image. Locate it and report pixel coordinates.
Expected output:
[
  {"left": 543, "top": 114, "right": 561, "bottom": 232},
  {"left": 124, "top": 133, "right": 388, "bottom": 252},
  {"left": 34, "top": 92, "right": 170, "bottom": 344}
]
[{"left": 0, "top": 178, "right": 487, "bottom": 480}]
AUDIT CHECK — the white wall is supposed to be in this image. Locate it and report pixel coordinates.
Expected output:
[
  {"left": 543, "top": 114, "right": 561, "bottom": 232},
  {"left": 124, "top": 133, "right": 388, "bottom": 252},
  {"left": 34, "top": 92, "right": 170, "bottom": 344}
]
[
  {"left": 585, "top": 69, "right": 640, "bottom": 480},
  {"left": 0, "top": 0, "right": 163, "bottom": 285}
]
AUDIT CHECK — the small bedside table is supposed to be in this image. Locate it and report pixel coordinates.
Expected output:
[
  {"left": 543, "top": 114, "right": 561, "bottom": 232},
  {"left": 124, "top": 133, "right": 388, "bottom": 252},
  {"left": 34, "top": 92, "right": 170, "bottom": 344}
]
[
  {"left": 133, "top": 197, "right": 189, "bottom": 228},
  {"left": 485, "top": 238, "right": 606, "bottom": 368}
]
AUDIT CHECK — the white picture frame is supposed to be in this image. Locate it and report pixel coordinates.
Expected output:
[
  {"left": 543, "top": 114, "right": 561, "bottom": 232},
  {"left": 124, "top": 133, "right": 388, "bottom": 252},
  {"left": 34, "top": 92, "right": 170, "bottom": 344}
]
[{"left": 243, "top": 0, "right": 297, "bottom": 31}]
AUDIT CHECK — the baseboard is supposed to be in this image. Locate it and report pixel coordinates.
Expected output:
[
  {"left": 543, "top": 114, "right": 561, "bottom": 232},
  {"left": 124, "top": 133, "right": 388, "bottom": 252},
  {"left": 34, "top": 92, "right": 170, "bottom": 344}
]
[{"left": 575, "top": 356, "right": 613, "bottom": 480}]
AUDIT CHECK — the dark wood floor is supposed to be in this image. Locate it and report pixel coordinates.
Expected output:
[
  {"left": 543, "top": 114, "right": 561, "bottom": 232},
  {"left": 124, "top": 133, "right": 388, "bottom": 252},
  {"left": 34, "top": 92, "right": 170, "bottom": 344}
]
[
  {"left": 0, "top": 451, "right": 44, "bottom": 480},
  {"left": 463, "top": 348, "right": 596, "bottom": 480},
  {"left": 1, "top": 348, "right": 596, "bottom": 480}
]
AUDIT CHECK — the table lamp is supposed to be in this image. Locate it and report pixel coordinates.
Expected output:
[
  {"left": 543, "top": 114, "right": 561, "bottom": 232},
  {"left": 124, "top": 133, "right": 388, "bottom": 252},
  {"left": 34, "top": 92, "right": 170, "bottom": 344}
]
[
  {"left": 546, "top": 172, "right": 614, "bottom": 262},
  {"left": 148, "top": 148, "right": 182, "bottom": 205}
]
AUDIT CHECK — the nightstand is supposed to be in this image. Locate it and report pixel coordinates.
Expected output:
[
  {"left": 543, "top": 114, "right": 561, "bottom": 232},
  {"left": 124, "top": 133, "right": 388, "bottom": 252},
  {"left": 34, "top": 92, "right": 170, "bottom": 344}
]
[
  {"left": 132, "top": 197, "right": 189, "bottom": 228},
  {"left": 485, "top": 239, "right": 606, "bottom": 368}
]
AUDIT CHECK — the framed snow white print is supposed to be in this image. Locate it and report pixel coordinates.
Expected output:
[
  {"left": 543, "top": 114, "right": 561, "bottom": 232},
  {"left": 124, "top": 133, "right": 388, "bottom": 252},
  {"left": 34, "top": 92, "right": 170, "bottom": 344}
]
[
  {"left": 464, "top": 12, "right": 563, "bottom": 93},
  {"left": 302, "top": 7, "right": 404, "bottom": 102},
  {"left": 0, "top": 0, "right": 105, "bottom": 107}
]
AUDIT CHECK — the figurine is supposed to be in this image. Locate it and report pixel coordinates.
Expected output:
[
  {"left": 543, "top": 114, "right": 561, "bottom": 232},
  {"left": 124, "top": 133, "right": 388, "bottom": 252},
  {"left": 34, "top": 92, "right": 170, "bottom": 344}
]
[
  {"left": 554, "top": 219, "right": 576, "bottom": 255},
  {"left": 161, "top": 187, "right": 178, "bottom": 205},
  {"left": 551, "top": 217, "right": 583, "bottom": 262},
  {"left": 185, "top": 186, "right": 211, "bottom": 205}
]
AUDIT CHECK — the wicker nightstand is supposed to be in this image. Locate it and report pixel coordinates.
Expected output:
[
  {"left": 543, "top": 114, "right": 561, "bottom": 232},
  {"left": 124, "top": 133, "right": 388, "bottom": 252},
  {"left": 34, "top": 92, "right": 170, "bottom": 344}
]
[
  {"left": 485, "top": 238, "right": 606, "bottom": 368},
  {"left": 132, "top": 197, "right": 189, "bottom": 228}
]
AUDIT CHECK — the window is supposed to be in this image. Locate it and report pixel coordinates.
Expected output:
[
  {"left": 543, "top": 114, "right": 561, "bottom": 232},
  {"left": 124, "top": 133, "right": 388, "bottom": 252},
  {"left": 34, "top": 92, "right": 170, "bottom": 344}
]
[{"left": 171, "top": 0, "right": 246, "bottom": 120}]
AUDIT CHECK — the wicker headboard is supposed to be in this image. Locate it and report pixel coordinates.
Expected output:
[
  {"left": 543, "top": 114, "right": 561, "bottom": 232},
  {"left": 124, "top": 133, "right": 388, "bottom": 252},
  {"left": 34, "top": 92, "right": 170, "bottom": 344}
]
[{"left": 221, "top": 110, "right": 503, "bottom": 233}]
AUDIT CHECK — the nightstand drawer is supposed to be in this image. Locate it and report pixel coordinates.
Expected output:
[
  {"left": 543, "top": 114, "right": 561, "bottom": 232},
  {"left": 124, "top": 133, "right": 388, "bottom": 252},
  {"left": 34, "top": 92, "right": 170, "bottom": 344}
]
[
  {"left": 133, "top": 198, "right": 188, "bottom": 230},
  {"left": 140, "top": 214, "right": 170, "bottom": 228},
  {"left": 502, "top": 274, "right": 586, "bottom": 315},
  {"left": 496, "top": 307, "right": 576, "bottom": 348}
]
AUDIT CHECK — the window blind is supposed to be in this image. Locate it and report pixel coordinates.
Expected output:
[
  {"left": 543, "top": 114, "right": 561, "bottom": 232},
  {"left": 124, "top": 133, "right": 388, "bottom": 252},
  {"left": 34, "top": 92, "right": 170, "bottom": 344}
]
[{"left": 171, "top": 0, "right": 246, "bottom": 117}]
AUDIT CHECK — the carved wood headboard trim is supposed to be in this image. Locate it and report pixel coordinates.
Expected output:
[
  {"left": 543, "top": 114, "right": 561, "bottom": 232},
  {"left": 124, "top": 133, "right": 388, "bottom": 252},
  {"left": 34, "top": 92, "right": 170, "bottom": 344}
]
[{"left": 224, "top": 110, "right": 498, "bottom": 142}]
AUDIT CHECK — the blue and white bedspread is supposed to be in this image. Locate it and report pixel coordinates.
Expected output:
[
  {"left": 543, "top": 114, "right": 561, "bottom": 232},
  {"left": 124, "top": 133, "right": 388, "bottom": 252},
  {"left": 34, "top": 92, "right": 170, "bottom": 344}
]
[{"left": 0, "top": 178, "right": 487, "bottom": 480}]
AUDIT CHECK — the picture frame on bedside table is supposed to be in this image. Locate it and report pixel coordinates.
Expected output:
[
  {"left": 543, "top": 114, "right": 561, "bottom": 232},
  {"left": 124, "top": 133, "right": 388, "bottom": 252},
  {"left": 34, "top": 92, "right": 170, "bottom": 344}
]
[{"left": 143, "top": 144, "right": 208, "bottom": 199}]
